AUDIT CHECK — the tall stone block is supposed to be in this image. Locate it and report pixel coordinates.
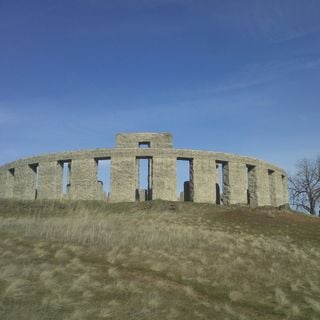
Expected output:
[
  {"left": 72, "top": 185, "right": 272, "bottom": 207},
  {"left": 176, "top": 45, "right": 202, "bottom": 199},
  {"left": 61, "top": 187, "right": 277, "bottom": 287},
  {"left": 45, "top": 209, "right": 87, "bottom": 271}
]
[
  {"left": 70, "top": 159, "right": 98, "bottom": 200},
  {"left": 281, "top": 175, "right": 289, "bottom": 205},
  {"left": 0, "top": 169, "right": 6, "bottom": 198},
  {"left": 247, "top": 165, "right": 256, "bottom": 206},
  {"left": 152, "top": 156, "right": 177, "bottom": 201},
  {"left": 13, "top": 165, "right": 37, "bottom": 200},
  {"left": 116, "top": 132, "right": 173, "bottom": 148},
  {"left": 254, "top": 166, "right": 271, "bottom": 206},
  {"left": 193, "top": 158, "right": 216, "bottom": 203},
  {"left": 223, "top": 162, "right": 247, "bottom": 205},
  {"left": 110, "top": 156, "right": 137, "bottom": 202},
  {"left": 274, "top": 172, "right": 285, "bottom": 206},
  {"left": 5, "top": 169, "right": 15, "bottom": 198},
  {"left": 268, "top": 170, "right": 277, "bottom": 206},
  {"left": 37, "top": 161, "right": 63, "bottom": 199}
]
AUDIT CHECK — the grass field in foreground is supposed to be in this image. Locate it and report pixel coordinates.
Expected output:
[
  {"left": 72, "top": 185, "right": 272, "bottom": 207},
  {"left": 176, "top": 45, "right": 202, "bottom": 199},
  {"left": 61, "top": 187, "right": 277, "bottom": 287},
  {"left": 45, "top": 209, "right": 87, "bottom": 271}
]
[{"left": 0, "top": 199, "right": 319, "bottom": 320}]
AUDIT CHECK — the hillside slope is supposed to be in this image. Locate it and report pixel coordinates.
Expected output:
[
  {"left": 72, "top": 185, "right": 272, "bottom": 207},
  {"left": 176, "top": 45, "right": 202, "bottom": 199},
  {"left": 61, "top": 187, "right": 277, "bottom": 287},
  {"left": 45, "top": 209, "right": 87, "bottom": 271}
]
[{"left": 0, "top": 200, "right": 319, "bottom": 320}]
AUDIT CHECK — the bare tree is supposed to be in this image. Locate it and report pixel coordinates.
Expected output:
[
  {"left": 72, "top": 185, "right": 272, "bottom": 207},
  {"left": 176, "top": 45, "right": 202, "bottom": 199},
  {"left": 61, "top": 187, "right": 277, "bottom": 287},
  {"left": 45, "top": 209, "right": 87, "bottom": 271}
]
[{"left": 289, "top": 157, "right": 320, "bottom": 215}]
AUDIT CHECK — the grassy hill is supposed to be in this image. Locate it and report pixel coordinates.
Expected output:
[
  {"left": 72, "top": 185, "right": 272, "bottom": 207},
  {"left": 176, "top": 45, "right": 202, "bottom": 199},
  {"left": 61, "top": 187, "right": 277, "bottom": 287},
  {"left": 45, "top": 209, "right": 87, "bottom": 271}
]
[{"left": 0, "top": 200, "right": 319, "bottom": 320}]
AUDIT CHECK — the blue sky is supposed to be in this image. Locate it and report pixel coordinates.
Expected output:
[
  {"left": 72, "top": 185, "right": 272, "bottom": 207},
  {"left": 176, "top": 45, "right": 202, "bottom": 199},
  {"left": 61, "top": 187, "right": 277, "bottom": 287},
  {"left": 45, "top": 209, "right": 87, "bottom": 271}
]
[{"left": 1, "top": 0, "right": 320, "bottom": 177}]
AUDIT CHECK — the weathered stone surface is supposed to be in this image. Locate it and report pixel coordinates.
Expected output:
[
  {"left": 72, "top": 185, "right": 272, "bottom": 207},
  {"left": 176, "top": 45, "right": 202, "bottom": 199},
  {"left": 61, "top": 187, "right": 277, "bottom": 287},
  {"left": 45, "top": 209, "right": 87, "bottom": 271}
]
[
  {"left": 183, "top": 181, "right": 191, "bottom": 201},
  {"left": 268, "top": 170, "right": 277, "bottom": 206},
  {"left": 110, "top": 156, "right": 136, "bottom": 202},
  {"left": 0, "top": 169, "right": 6, "bottom": 198},
  {"left": 137, "top": 189, "right": 147, "bottom": 201},
  {"left": 281, "top": 175, "right": 289, "bottom": 205},
  {"left": 70, "top": 159, "right": 98, "bottom": 200},
  {"left": 13, "top": 165, "right": 37, "bottom": 200},
  {"left": 193, "top": 158, "right": 216, "bottom": 203},
  {"left": 116, "top": 132, "right": 173, "bottom": 148},
  {"left": 152, "top": 156, "right": 177, "bottom": 201},
  {"left": 251, "top": 166, "right": 271, "bottom": 206},
  {"left": 274, "top": 172, "right": 285, "bottom": 207},
  {"left": 223, "top": 162, "right": 247, "bottom": 205},
  {"left": 37, "top": 161, "right": 63, "bottom": 199},
  {"left": 0, "top": 132, "right": 289, "bottom": 206},
  {"left": 5, "top": 169, "right": 15, "bottom": 198},
  {"left": 246, "top": 165, "right": 256, "bottom": 206}
]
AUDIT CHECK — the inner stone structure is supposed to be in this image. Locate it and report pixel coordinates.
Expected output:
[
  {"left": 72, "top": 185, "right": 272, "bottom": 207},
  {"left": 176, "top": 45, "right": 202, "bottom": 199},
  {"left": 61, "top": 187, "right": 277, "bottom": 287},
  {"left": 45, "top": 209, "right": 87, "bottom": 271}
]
[{"left": 0, "top": 132, "right": 288, "bottom": 206}]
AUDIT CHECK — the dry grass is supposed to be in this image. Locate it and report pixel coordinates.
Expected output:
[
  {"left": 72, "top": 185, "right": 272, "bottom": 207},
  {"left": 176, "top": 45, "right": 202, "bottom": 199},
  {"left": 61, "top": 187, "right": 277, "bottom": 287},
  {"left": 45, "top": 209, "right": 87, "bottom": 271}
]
[{"left": 0, "top": 199, "right": 319, "bottom": 319}]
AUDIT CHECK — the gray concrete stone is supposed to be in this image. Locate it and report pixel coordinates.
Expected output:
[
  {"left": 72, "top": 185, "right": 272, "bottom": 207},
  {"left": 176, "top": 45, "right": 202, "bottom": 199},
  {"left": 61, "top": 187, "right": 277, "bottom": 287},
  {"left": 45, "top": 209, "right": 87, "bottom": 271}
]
[
  {"left": 183, "top": 181, "right": 191, "bottom": 201},
  {"left": 251, "top": 166, "right": 271, "bottom": 206},
  {"left": 5, "top": 169, "right": 15, "bottom": 199},
  {"left": 0, "top": 132, "right": 289, "bottom": 206},
  {"left": 110, "top": 156, "right": 136, "bottom": 202},
  {"left": 281, "top": 174, "right": 289, "bottom": 205},
  {"left": 223, "top": 162, "right": 247, "bottom": 205},
  {"left": 193, "top": 158, "right": 216, "bottom": 203},
  {"left": 152, "top": 156, "right": 177, "bottom": 201},
  {"left": 13, "top": 165, "right": 37, "bottom": 200},
  {"left": 70, "top": 159, "right": 98, "bottom": 200},
  {"left": 246, "top": 165, "right": 256, "bottom": 206},
  {"left": 274, "top": 172, "right": 285, "bottom": 207},
  {"left": 117, "top": 132, "right": 173, "bottom": 148},
  {"left": 0, "top": 169, "right": 6, "bottom": 198},
  {"left": 37, "top": 161, "right": 63, "bottom": 199},
  {"left": 137, "top": 189, "right": 147, "bottom": 201},
  {"left": 268, "top": 170, "right": 277, "bottom": 206}
]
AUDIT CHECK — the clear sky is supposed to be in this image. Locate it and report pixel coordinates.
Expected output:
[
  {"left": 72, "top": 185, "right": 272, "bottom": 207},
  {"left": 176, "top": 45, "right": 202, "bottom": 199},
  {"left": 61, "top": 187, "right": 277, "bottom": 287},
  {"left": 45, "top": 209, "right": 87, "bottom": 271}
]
[{"left": 1, "top": 0, "right": 319, "bottom": 176}]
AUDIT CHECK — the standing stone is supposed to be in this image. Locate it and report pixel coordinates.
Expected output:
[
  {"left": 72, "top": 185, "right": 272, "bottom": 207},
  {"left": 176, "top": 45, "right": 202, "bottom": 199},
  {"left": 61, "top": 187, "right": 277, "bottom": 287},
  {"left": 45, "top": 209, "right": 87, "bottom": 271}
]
[
  {"left": 183, "top": 181, "right": 191, "bottom": 201},
  {"left": 281, "top": 175, "right": 289, "bottom": 205},
  {"left": 274, "top": 172, "right": 285, "bottom": 206},
  {"left": 37, "top": 161, "right": 63, "bottom": 199},
  {"left": 139, "top": 189, "right": 147, "bottom": 201},
  {"left": 13, "top": 165, "right": 37, "bottom": 200},
  {"left": 249, "top": 165, "right": 272, "bottom": 206},
  {"left": 110, "top": 156, "right": 137, "bottom": 202},
  {"left": 268, "top": 170, "right": 277, "bottom": 206},
  {"left": 193, "top": 158, "right": 216, "bottom": 203},
  {"left": 70, "top": 159, "right": 98, "bottom": 200},
  {"left": 0, "top": 169, "right": 6, "bottom": 198},
  {"left": 152, "top": 156, "right": 177, "bottom": 201},
  {"left": 223, "top": 162, "right": 247, "bottom": 205},
  {"left": 5, "top": 169, "right": 15, "bottom": 199},
  {"left": 246, "top": 165, "right": 256, "bottom": 206}
]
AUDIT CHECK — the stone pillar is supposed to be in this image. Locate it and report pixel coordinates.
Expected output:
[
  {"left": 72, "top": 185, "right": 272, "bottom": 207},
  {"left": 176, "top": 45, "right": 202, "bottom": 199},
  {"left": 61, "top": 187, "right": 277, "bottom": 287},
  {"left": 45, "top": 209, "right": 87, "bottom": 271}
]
[
  {"left": 70, "top": 159, "right": 98, "bottom": 200},
  {"left": 281, "top": 174, "right": 289, "bottom": 205},
  {"left": 0, "top": 169, "right": 6, "bottom": 198},
  {"left": 215, "top": 164, "right": 222, "bottom": 204},
  {"left": 252, "top": 166, "right": 271, "bottom": 206},
  {"left": 268, "top": 170, "right": 277, "bottom": 206},
  {"left": 189, "top": 160, "right": 194, "bottom": 201},
  {"left": 152, "top": 156, "right": 177, "bottom": 201},
  {"left": 274, "top": 172, "right": 285, "bottom": 206},
  {"left": 247, "top": 165, "right": 256, "bottom": 206},
  {"left": 148, "top": 158, "right": 153, "bottom": 200},
  {"left": 37, "top": 161, "right": 63, "bottom": 199},
  {"left": 5, "top": 169, "right": 15, "bottom": 199},
  {"left": 193, "top": 158, "right": 216, "bottom": 203},
  {"left": 110, "top": 156, "right": 137, "bottom": 202},
  {"left": 13, "top": 165, "right": 37, "bottom": 200},
  {"left": 223, "top": 161, "right": 247, "bottom": 205}
]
